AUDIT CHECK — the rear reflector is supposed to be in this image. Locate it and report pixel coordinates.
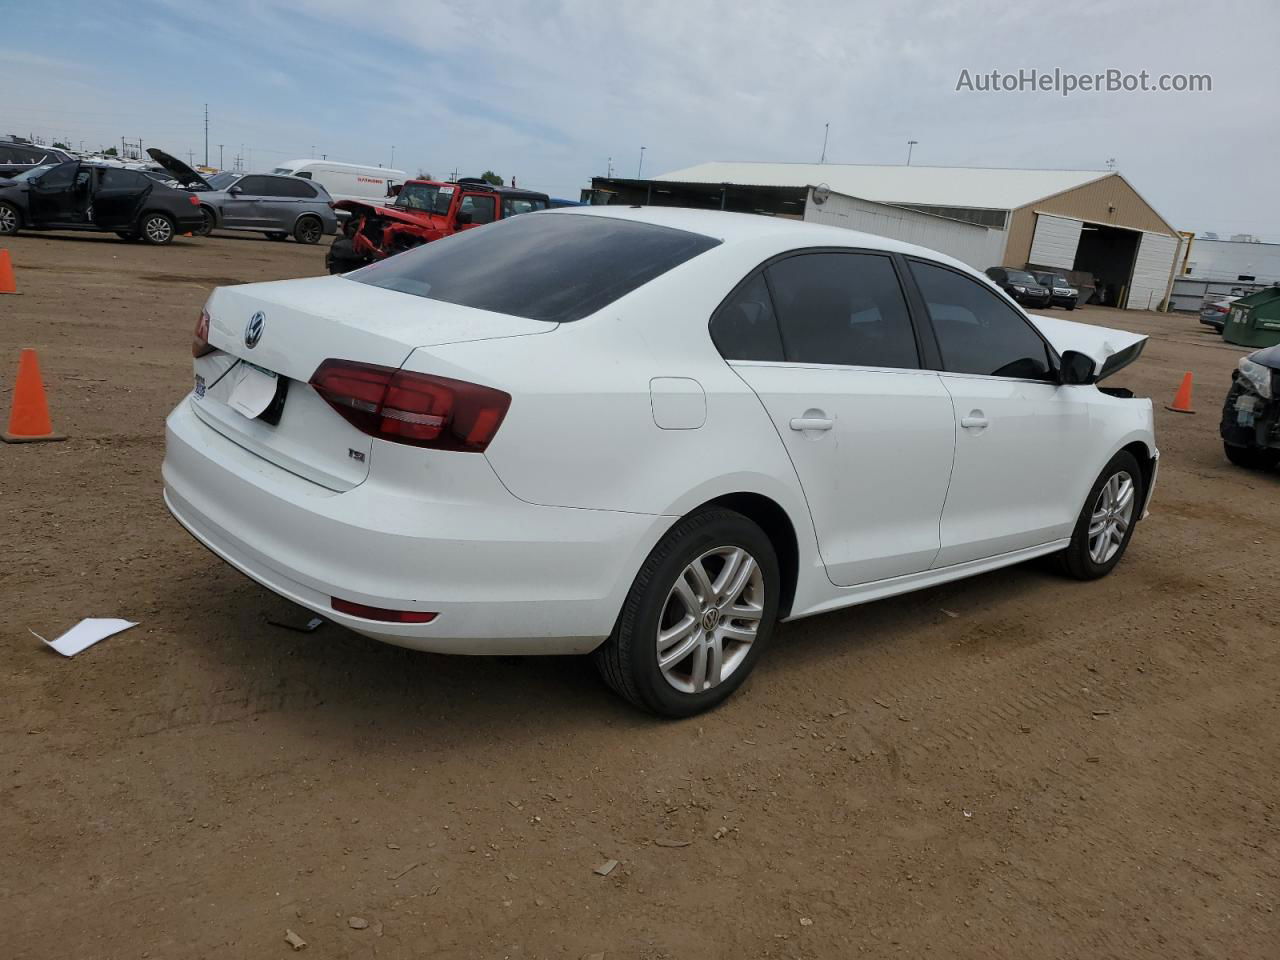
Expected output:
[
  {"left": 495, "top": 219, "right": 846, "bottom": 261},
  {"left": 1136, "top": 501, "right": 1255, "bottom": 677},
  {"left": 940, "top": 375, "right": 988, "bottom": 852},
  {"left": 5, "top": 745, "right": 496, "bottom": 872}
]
[
  {"left": 331, "top": 597, "right": 437, "bottom": 623},
  {"left": 310, "top": 359, "right": 510, "bottom": 452}
]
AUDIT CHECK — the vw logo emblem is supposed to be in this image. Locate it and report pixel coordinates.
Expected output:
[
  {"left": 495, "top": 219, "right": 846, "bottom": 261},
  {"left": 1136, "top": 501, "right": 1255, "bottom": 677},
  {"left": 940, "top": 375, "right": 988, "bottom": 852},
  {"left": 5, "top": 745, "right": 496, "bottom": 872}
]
[{"left": 244, "top": 311, "right": 265, "bottom": 349}]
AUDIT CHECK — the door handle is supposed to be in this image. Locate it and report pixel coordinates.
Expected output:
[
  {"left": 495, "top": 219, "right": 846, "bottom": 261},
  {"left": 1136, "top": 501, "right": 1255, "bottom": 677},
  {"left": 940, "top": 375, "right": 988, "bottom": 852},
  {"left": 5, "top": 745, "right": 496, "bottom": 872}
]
[
  {"left": 790, "top": 416, "right": 834, "bottom": 432},
  {"left": 960, "top": 414, "right": 989, "bottom": 429}
]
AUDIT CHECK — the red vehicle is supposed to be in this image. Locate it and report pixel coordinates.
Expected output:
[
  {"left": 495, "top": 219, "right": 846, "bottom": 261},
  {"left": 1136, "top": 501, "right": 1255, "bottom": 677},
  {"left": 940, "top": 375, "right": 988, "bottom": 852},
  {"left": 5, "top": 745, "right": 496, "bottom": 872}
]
[{"left": 326, "top": 177, "right": 550, "bottom": 273}]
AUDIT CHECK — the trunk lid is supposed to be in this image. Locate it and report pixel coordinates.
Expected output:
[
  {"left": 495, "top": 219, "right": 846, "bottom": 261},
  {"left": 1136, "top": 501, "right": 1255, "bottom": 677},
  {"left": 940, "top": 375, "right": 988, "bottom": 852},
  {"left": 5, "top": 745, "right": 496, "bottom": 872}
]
[
  {"left": 1026, "top": 313, "right": 1148, "bottom": 382},
  {"left": 192, "top": 276, "right": 553, "bottom": 490}
]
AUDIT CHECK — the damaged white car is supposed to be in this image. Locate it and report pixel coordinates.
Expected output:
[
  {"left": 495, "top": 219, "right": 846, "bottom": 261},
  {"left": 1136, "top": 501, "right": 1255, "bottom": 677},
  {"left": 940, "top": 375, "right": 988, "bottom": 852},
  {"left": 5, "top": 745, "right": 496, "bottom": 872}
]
[{"left": 163, "top": 207, "right": 1157, "bottom": 717}]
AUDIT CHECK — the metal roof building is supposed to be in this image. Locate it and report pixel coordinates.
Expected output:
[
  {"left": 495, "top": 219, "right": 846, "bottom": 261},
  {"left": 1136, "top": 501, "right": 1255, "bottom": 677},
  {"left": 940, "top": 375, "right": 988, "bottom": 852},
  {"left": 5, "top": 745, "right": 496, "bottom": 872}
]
[{"left": 586, "top": 161, "right": 1182, "bottom": 311}]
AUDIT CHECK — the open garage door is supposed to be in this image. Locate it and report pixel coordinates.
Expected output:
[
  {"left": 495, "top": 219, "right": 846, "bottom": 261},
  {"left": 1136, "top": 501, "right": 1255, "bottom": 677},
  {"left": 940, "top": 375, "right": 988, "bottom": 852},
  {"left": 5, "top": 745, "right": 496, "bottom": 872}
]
[
  {"left": 1029, "top": 214, "right": 1083, "bottom": 269},
  {"left": 1126, "top": 232, "right": 1179, "bottom": 311}
]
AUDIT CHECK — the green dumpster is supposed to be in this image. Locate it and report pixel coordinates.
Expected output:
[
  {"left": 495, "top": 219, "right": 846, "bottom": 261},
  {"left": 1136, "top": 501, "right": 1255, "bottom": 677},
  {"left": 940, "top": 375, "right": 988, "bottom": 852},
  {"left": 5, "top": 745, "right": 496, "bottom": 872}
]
[{"left": 1223, "top": 286, "right": 1280, "bottom": 348}]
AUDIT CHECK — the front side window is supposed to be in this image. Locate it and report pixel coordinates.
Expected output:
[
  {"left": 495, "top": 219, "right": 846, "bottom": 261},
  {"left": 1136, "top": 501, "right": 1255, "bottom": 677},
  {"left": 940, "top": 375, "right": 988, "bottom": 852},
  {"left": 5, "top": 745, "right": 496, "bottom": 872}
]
[
  {"left": 910, "top": 260, "right": 1053, "bottom": 380},
  {"left": 764, "top": 252, "right": 919, "bottom": 369},
  {"left": 235, "top": 175, "right": 269, "bottom": 195},
  {"left": 351, "top": 213, "right": 720, "bottom": 323},
  {"left": 460, "top": 194, "right": 496, "bottom": 224},
  {"left": 32, "top": 162, "right": 77, "bottom": 188},
  {"left": 710, "top": 273, "right": 784, "bottom": 362}
]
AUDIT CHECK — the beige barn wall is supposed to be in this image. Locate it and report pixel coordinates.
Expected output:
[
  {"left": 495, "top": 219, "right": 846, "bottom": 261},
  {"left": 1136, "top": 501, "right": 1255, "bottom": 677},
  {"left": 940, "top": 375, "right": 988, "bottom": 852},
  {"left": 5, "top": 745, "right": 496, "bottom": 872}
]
[{"left": 1002, "top": 174, "right": 1178, "bottom": 265}]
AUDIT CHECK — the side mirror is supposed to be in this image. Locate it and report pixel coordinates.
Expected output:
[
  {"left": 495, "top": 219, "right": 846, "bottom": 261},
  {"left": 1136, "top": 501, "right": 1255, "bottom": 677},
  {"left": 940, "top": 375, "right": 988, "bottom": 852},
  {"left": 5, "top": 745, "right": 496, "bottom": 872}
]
[
  {"left": 228, "top": 185, "right": 242, "bottom": 195},
  {"left": 456, "top": 210, "right": 472, "bottom": 225},
  {"left": 1059, "top": 350, "right": 1096, "bottom": 385}
]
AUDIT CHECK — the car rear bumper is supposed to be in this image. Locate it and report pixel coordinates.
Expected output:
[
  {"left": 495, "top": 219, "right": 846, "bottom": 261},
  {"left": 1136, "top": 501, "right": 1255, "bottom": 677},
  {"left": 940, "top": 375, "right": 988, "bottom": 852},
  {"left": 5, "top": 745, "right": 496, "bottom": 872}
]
[{"left": 162, "top": 397, "right": 665, "bottom": 654}]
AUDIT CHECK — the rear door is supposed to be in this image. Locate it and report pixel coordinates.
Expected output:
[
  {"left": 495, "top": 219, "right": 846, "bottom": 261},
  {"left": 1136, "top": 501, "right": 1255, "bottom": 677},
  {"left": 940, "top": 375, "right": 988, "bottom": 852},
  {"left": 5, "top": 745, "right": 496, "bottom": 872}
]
[
  {"left": 717, "top": 250, "right": 957, "bottom": 586},
  {"left": 92, "top": 168, "right": 151, "bottom": 229},
  {"left": 256, "top": 175, "right": 309, "bottom": 230},
  {"left": 905, "top": 258, "right": 1095, "bottom": 566}
]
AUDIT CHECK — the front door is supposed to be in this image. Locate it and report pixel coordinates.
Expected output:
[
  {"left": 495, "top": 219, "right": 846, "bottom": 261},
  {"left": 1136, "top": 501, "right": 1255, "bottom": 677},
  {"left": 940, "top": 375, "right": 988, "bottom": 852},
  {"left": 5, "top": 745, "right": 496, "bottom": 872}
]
[
  {"left": 27, "top": 161, "right": 81, "bottom": 225},
  {"left": 222, "top": 175, "right": 270, "bottom": 229},
  {"left": 906, "top": 258, "right": 1095, "bottom": 567},
  {"left": 712, "top": 251, "right": 957, "bottom": 586}
]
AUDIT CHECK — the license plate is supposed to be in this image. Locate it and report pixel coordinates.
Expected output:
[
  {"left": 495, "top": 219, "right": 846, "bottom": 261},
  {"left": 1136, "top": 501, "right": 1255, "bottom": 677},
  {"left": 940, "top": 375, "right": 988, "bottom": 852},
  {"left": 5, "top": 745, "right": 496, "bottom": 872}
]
[{"left": 228, "top": 361, "right": 280, "bottom": 420}]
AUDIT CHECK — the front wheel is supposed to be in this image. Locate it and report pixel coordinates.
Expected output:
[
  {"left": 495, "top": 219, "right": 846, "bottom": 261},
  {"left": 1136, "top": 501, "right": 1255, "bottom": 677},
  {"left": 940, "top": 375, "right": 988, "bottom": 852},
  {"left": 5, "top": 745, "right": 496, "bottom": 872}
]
[
  {"left": 0, "top": 201, "right": 20, "bottom": 236},
  {"left": 1058, "top": 451, "right": 1143, "bottom": 580},
  {"left": 593, "top": 508, "right": 780, "bottom": 717},
  {"left": 194, "top": 207, "right": 215, "bottom": 237},
  {"left": 139, "top": 213, "right": 175, "bottom": 245},
  {"left": 1224, "top": 442, "right": 1280, "bottom": 470},
  {"left": 293, "top": 215, "right": 323, "bottom": 244}
]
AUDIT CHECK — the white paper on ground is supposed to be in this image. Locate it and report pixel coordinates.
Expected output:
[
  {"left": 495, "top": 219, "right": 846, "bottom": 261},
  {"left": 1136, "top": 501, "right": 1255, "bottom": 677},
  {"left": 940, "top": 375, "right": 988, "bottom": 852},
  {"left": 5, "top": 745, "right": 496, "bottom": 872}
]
[
  {"left": 32, "top": 619, "right": 138, "bottom": 657},
  {"left": 228, "top": 363, "right": 278, "bottom": 419}
]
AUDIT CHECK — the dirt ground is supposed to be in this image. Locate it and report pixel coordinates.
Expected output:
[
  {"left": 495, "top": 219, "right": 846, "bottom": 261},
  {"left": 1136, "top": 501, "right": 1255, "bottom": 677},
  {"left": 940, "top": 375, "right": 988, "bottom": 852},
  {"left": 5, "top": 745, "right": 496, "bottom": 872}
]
[{"left": 1, "top": 229, "right": 1277, "bottom": 960}]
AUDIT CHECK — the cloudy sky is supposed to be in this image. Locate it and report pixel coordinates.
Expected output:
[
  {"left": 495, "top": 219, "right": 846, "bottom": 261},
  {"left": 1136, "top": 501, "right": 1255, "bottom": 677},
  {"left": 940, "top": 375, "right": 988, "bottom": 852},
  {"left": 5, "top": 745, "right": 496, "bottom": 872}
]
[{"left": 3, "top": 0, "right": 1276, "bottom": 238}]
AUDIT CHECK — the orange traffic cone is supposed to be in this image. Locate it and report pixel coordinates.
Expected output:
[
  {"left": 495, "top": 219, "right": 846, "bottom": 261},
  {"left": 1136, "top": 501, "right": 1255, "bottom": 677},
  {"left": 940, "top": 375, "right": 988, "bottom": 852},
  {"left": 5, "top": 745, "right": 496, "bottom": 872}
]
[
  {"left": 0, "top": 249, "right": 15, "bottom": 295},
  {"left": 1166, "top": 371, "right": 1195, "bottom": 414},
  {"left": 2, "top": 349, "right": 66, "bottom": 443}
]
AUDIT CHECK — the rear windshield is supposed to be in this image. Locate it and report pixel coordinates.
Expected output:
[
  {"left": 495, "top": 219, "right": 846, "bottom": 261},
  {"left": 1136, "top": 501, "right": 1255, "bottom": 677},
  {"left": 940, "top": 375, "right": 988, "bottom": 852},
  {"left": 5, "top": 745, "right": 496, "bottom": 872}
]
[{"left": 349, "top": 212, "right": 721, "bottom": 323}]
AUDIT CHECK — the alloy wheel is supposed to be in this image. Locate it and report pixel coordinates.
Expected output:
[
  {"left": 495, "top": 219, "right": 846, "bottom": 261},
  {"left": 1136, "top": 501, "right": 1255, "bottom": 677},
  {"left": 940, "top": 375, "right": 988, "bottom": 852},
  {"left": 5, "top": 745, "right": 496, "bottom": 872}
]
[
  {"left": 298, "top": 218, "right": 322, "bottom": 243},
  {"left": 144, "top": 216, "right": 172, "bottom": 243},
  {"left": 0, "top": 204, "right": 16, "bottom": 234},
  {"left": 1088, "top": 470, "right": 1135, "bottom": 564},
  {"left": 657, "top": 546, "right": 764, "bottom": 694}
]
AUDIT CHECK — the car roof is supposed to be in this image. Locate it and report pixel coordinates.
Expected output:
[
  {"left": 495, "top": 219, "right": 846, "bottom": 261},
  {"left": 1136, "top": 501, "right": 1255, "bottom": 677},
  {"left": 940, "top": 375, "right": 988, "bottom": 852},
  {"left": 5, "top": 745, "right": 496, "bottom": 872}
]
[{"left": 548, "top": 205, "right": 976, "bottom": 271}]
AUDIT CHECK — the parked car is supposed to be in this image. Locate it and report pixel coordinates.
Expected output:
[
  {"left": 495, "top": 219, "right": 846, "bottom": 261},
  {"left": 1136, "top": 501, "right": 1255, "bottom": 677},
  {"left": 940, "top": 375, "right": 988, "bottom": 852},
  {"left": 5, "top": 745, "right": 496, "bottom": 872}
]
[
  {"left": 145, "top": 150, "right": 337, "bottom": 243},
  {"left": 1220, "top": 344, "right": 1280, "bottom": 468},
  {"left": 1200, "top": 296, "right": 1239, "bottom": 331},
  {"left": 0, "top": 139, "right": 74, "bottom": 179},
  {"left": 0, "top": 160, "right": 203, "bottom": 243},
  {"left": 985, "top": 267, "right": 1052, "bottom": 309},
  {"left": 1032, "top": 271, "right": 1079, "bottom": 310},
  {"left": 268, "top": 159, "right": 405, "bottom": 206},
  {"left": 326, "top": 177, "right": 551, "bottom": 273},
  {"left": 163, "top": 208, "right": 1157, "bottom": 717}
]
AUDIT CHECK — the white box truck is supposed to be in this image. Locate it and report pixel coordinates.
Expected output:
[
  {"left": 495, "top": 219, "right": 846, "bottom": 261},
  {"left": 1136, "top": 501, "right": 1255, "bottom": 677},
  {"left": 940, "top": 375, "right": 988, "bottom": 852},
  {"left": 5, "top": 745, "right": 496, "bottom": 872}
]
[{"left": 270, "top": 159, "right": 406, "bottom": 205}]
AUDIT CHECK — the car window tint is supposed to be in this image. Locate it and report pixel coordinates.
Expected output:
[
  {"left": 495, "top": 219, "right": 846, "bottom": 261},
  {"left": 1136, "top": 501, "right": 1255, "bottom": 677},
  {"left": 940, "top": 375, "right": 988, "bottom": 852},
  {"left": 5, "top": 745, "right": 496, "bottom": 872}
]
[
  {"left": 294, "top": 171, "right": 313, "bottom": 180},
  {"left": 910, "top": 260, "right": 1053, "bottom": 380},
  {"left": 100, "top": 168, "right": 143, "bottom": 188},
  {"left": 265, "top": 177, "right": 317, "bottom": 198},
  {"left": 764, "top": 252, "right": 919, "bottom": 369},
  {"left": 352, "top": 213, "right": 720, "bottom": 323},
  {"left": 35, "top": 162, "right": 77, "bottom": 188},
  {"left": 236, "top": 176, "right": 269, "bottom": 194},
  {"left": 460, "top": 194, "right": 496, "bottom": 224},
  {"left": 710, "top": 273, "right": 784, "bottom": 362},
  {"left": 501, "top": 197, "right": 548, "bottom": 217}
]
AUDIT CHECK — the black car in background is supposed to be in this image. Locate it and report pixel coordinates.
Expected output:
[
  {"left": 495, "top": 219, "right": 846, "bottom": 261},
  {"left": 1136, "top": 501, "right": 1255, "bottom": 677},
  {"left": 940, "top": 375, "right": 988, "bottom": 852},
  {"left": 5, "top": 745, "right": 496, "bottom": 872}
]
[
  {"left": 1031, "top": 271, "right": 1079, "bottom": 310},
  {"left": 1220, "top": 344, "right": 1280, "bottom": 469},
  {"left": 0, "top": 160, "right": 205, "bottom": 244},
  {"left": 985, "top": 266, "right": 1052, "bottom": 308},
  {"left": 0, "top": 139, "right": 74, "bottom": 179}
]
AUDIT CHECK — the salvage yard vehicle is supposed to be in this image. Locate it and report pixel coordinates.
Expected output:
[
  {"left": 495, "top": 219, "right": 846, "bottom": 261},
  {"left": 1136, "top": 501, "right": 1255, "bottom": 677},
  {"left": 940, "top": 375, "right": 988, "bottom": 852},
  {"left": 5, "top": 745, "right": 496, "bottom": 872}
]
[
  {"left": 269, "top": 159, "right": 405, "bottom": 205},
  {"left": 1200, "top": 296, "right": 1239, "bottom": 332},
  {"left": 325, "top": 177, "right": 550, "bottom": 273},
  {"left": 145, "top": 150, "right": 337, "bottom": 243},
  {"left": 163, "top": 208, "right": 1158, "bottom": 717},
  {"left": 985, "top": 266, "right": 1052, "bottom": 309},
  {"left": 1032, "top": 271, "right": 1079, "bottom": 310},
  {"left": 0, "top": 160, "right": 203, "bottom": 243},
  {"left": 0, "top": 138, "right": 75, "bottom": 178},
  {"left": 1220, "top": 344, "right": 1280, "bottom": 469}
]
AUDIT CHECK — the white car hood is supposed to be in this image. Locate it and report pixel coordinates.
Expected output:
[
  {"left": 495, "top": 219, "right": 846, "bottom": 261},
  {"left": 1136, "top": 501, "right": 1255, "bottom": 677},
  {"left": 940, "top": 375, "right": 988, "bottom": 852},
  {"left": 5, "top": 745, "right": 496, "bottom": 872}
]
[{"left": 1026, "top": 312, "right": 1148, "bottom": 381}]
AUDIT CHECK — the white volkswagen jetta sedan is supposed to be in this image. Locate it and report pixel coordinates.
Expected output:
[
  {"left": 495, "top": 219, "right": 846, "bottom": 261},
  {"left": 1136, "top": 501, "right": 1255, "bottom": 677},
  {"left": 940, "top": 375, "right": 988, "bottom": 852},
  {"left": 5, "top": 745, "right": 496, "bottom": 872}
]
[{"left": 164, "top": 206, "right": 1157, "bottom": 716}]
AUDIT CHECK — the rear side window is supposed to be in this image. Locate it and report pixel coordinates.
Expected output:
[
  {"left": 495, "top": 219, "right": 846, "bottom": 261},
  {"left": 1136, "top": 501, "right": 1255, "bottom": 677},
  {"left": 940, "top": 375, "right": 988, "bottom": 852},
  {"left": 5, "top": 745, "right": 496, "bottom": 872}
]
[
  {"left": 351, "top": 213, "right": 720, "bottom": 323},
  {"left": 460, "top": 194, "right": 496, "bottom": 224},
  {"left": 710, "top": 273, "right": 784, "bottom": 362},
  {"left": 294, "top": 171, "right": 313, "bottom": 179},
  {"left": 502, "top": 196, "right": 548, "bottom": 217},
  {"left": 260, "top": 177, "right": 316, "bottom": 198},
  {"left": 765, "top": 252, "right": 919, "bottom": 369},
  {"left": 100, "top": 168, "right": 144, "bottom": 188},
  {"left": 910, "top": 260, "right": 1053, "bottom": 380}
]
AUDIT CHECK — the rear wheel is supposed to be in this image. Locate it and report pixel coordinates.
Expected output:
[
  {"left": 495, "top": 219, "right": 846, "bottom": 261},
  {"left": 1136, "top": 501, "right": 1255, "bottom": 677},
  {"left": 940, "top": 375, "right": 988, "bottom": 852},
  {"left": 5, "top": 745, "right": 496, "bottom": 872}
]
[
  {"left": 1224, "top": 442, "right": 1280, "bottom": 470},
  {"left": 1058, "top": 451, "right": 1143, "bottom": 580},
  {"left": 593, "top": 508, "right": 780, "bottom": 717},
  {"left": 139, "top": 213, "right": 175, "bottom": 245},
  {"left": 325, "top": 237, "right": 364, "bottom": 274},
  {"left": 0, "top": 201, "right": 19, "bottom": 235},
  {"left": 293, "top": 215, "right": 323, "bottom": 244},
  {"left": 195, "top": 207, "right": 215, "bottom": 237},
  {"left": 265, "top": 231, "right": 288, "bottom": 241}
]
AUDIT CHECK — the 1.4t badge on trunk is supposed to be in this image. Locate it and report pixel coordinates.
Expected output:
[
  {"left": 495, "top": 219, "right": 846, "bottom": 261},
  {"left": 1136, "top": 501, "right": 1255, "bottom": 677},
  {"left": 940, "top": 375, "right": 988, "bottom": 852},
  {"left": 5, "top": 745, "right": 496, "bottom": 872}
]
[{"left": 244, "top": 311, "right": 265, "bottom": 349}]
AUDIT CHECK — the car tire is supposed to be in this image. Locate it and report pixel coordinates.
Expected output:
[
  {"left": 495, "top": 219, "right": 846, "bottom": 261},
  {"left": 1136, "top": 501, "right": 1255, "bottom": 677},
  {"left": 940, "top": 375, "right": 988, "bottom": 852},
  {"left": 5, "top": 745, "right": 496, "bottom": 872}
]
[
  {"left": 1066, "top": 303, "right": 1076, "bottom": 311},
  {"left": 195, "top": 207, "right": 215, "bottom": 237},
  {"left": 1058, "top": 450, "right": 1143, "bottom": 581},
  {"left": 1224, "top": 442, "right": 1280, "bottom": 470},
  {"left": 593, "top": 508, "right": 780, "bottom": 717},
  {"left": 325, "top": 237, "right": 363, "bottom": 274},
  {"left": 0, "top": 200, "right": 20, "bottom": 236},
  {"left": 265, "top": 232, "right": 288, "bottom": 241},
  {"left": 293, "top": 216, "right": 323, "bottom": 244},
  {"left": 139, "top": 213, "right": 175, "bottom": 245}
]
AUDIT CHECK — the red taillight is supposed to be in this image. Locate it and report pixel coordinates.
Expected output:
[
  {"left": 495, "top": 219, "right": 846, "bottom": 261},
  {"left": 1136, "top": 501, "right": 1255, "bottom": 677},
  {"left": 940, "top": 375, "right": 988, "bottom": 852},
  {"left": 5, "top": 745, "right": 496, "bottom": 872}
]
[
  {"left": 331, "top": 597, "right": 437, "bottom": 623},
  {"left": 193, "top": 308, "right": 214, "bottom": 357},
  {"left": 1215, "top": 304, "right": 1230, "bottom": 313},
  {"left": 189, "top": 194, "right": 200, "bottom": 206},
  {"left": 309, "top": 359, "right": 510, "bottom": 452}
]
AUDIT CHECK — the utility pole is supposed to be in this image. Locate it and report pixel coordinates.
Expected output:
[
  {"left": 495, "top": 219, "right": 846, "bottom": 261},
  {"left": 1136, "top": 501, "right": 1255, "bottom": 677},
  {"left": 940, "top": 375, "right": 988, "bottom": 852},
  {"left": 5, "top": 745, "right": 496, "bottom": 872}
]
[
  {"left": 906, "top": 139, "right": 918, "bottom": 165},
  {"left": 218, "top": 144, "right": 224, "bottom": 170},
  {"left": 203, "top": 103, "right": 209, "bottom": 167},
  {"left": 607, "top": 156, "right": 613, "bottom": 177},
  {"left": 390, "top": 145, "right": 395, "bottom": 168},
  {"left": 820, "top": 123, "right": 829, "bottom": 163},
  {"left": 187, "top": 149, "right": 194, "bottom": 166},
  {"left": 637, "top": 146, "right": 646, "bottom": 178}
]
